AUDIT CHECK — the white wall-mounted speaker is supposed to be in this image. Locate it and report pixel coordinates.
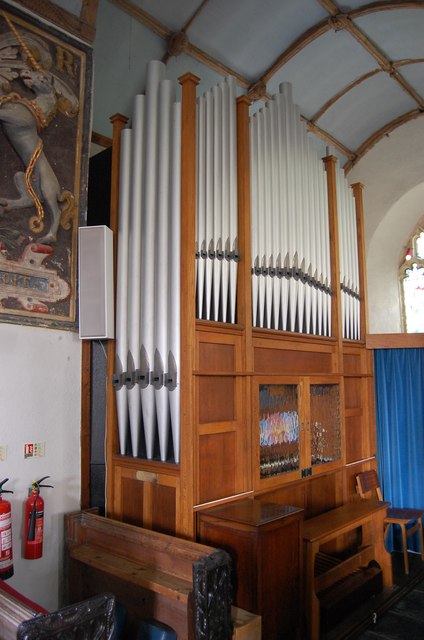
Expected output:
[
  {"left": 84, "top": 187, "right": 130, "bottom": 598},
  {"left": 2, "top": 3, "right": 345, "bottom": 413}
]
[{"left": 78, "top": 225, "right": 114, "bottom": 339}]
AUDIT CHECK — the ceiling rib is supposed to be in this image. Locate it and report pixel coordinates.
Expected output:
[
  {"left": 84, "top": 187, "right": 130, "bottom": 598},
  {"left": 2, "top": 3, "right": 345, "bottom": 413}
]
[
  {"left": 109, "top": 0, "right": 424, "bottom": 171},
  {"left": 311, "top": 69, "right": 382, "bottom": 123},
  {"left": 344, "top": 109, "right": 424, "bottom": 172},
  {"left": 162, "top": 0, "right": 209, "bottom": 64},
  {"left": 111, "top": 0, "right": 249, "bottom": 85},
  {"left": 304, "top": 119, "right": 355, "bottom": 161},
  {"left": 349, "top": 1, "right": 424, "bottom": 20},
  {"left": 260, "top": 20, "right": 331, "bottom": 85},
  {"left": 111, "top": 0, "right": 170, "bottom": 37}
]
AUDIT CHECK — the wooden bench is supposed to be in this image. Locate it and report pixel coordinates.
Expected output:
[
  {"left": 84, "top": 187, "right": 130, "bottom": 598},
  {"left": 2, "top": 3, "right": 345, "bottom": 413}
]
[
  {"left": 65, "top": 510, "right": 260, "bottom": 639},
  {"left": 302, "top": 499, "right": 393, "bottom": 640}
]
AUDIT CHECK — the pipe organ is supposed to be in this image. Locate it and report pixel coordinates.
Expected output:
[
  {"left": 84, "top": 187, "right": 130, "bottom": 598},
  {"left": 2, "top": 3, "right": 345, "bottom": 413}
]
[
  {"left": 250, "top": 83, "right": 331, "bottom": 335},
  {"left": 105, "top": 60, "right": 375, "bottom": 559},
  {"left": 336, "top": 164, "right": 360, "bottom": 340},
  {"left": 196, "top": 77, "right": 238, "bottom": 324},
  {"left": 113, "top": 61, "right": 181, "bottom": 463}
]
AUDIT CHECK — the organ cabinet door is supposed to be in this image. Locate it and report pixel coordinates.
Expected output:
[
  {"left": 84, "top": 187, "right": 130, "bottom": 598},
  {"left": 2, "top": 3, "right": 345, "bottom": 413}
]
[{"left": 254, "top": 376, "right": 345, "bottom": 490}]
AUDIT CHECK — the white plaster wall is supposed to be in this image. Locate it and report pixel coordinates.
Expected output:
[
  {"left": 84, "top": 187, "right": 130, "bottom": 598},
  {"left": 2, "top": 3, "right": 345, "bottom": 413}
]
[
  {"left": 0, "top": 323, "right": 81, "bottom": 611},
  {"left": 348, "top": 118, "right": 424, "bottom": 333}
]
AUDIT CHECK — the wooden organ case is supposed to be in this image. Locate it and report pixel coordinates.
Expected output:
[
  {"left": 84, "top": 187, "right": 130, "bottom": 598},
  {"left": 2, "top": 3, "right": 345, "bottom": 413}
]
[{"left": 102, "top": 65, "right": 382, "bottom": 638}]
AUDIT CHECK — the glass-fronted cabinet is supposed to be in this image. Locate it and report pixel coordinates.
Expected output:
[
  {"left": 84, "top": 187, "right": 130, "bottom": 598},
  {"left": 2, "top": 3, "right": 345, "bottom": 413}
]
[{"left": 255, "top": 377, "right": 343, "bottom": 487}]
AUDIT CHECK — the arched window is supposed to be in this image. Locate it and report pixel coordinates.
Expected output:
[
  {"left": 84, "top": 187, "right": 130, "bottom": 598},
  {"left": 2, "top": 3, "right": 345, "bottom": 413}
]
[{"left": 400, "top": 223, "right": 424, "bottom": 333}]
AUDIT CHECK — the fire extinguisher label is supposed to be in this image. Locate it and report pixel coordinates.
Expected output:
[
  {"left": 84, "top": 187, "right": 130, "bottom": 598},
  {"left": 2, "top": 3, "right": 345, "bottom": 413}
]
[
  {"left": 0, "top": 556, "right": 12, "bottom": 569},
  {"left": 0, "top": 512, "right": 12, "bottom": 552},
  {"left": 0, "top": 512, "right": 11, "bottom": 528},
  {"left": 1, "top": 527, "right": 12, "bottom": 550},
  {"left": 34, "top": 511, "right": 43, "bottom": 543},
  {"left": 0, "top": 510, "right": 13, "bottom": 570}
]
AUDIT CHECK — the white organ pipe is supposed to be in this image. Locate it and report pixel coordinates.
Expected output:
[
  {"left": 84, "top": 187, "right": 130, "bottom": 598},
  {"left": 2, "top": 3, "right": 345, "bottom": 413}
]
[
  {"left": 347, "top": 183, "right": 360, "bottom": 339},
  {"left": 140, "top": 60, "right": 165, "bottom": 459},
  {"left": 316, "top": 154, "right": 326, "bottom": 336},
  {"left": 351, "top": 190, "right": 360, "bottom": 339},
  {"left": 314, "top": 147, "right": 324, "bottom": 336},
  {"left": 114, "top": 60, "right": 184, "bottom": 464},
  {"left": 127, "top": 94, "right": 145, "bottom": 457},
  {"left": 227, "top": 76, "right": 238, "bottom": 325},
  {"left": 275, "top": 90, "right": 289, "bottom": 331},
  {"left": 347, "top": 190, "right": 355, "bottom": 338},
  {"left": 250, "top": 82, "right": 336, "bottom": 338},
  {"left": 345, "top": 178, "right": 354, "bottom": 338},
  {"left": 196, "top": 80, "right": 238, "bottom": 325},
  {"left": 115, "top": 127, "right": 132, "bottom": 454},
  {"left": 250, "top": 112, "right": 259, "bottom": 327},
  {"left": 345, "top": 170, "right": 353, "bottom": 339},
  {"left": 263, "top": 104, "right": 273, "bottom": 329},
  {"left": 205, "top": 89, "right": 214, "bottom": 321},
  {"left": 322, "top": 167, "right": 331, "bottom": 336},
  {"left": 336, "top": 167, "right": 345, "bottom": 337},
  {"left": 212, "top": 84, "right": 223, "bottom": 321},
  {"left": 308, "top": 140, "right": 318, "bottom": 335},
  {"left": 304, "top": 137, "right": 315, "bottom": 336},
  {"left": 168, "top": 101, "right": 181, "bottom": 463},
  {"left": 196, "top": 95, "right": 206, "bottom": 320},
  {"left": 337, "top": 165, "right": 348, "bottom": 339},
  {"left": 268, "top": 99, "right": 281, "bottom": 330},
  {"left": 220, "top": 80, "right": 230, "bottom": 323},
  {"left": 279, "top": 83, "right": 298, "bottom": 332},
  {"left": 257, "top": 108, "right": 266, "bottom": 328},
  {"left": 295, "top": 105, "right": 306, "bottom": 333},
  {"left": 154, "top": 78, "right": 174, "bottom": 461}
]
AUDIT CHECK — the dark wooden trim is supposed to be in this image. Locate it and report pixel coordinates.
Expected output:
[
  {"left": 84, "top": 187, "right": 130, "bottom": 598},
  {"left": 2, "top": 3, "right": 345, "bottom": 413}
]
[
  {"left": 105, "top": 113, "right": 128, "bottom": 516},
  {"left": 91, "top": 131, "right": 112, "bottom": 149},
  {"left": 14, "top": 0, "right": 98, "bottom": 43},
  {"left": 366, "top": 333, "right": 424, "bottom": 349},
  {"left": 80, "top": 339, "right": 92, "bottom": 509}
]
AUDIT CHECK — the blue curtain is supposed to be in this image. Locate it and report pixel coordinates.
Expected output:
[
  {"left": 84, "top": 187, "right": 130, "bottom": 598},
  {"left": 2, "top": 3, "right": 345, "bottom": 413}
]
[{"left": 374, "top": 347, "right": 424, "bottom": 552}]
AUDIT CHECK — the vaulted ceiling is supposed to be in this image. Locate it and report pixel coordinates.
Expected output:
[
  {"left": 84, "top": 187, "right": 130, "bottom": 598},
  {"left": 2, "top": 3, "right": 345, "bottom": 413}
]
[{"left": 92, "top": 0, "right": 424, "bottom": 171}]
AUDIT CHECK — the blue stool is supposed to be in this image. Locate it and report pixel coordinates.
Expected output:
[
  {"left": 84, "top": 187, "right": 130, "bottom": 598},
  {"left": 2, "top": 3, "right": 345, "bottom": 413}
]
[{"left": 136, "top": 620, "right": 177, "bottom": 640}]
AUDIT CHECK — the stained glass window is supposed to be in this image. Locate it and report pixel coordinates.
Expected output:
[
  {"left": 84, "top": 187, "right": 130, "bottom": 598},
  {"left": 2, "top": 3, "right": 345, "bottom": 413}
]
[{"left": 400, "top": 228, "right": 424, "bottom": 333}]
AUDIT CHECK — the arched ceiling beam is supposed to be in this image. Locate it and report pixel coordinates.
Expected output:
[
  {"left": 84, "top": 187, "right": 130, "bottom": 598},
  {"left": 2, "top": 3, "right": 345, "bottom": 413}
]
[
  {"left": 349, "top": 1, "right": 424, "bottom": 19},
  {"left": 110, "top": 0, "right": 249, "bottom": 87},
  {"left": 344, "top": 109, "right": 424, "bottom": 172},
  {"left": 311, "top": 69, "right": 382, "bottom": 123},
  {"left": 111, "top": 0, "right": 171, "bottom": 38},
  {"left": 319, "top": 0, "right": 424, "bottom": 107},
  {"left": 110, "top": 0, "right": 424, "bottom": 171},
  {"left": 304, "top": 118, "right": 356, "bottom": 160}
]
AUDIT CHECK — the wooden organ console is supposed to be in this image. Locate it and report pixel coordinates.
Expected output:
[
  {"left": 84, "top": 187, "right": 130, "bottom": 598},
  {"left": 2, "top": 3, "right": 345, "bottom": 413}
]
[{"left": 94, "top": 59, "right": 382, "bottom": 638}]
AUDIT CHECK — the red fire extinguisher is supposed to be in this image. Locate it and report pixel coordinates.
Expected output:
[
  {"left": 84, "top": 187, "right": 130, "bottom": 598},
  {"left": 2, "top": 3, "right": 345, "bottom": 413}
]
[
  {"left": 24, "top": 476, "right": 53, "bottom": 560},
  {"left": 0, "top": 478, "right": 14, "bottom": 580}
]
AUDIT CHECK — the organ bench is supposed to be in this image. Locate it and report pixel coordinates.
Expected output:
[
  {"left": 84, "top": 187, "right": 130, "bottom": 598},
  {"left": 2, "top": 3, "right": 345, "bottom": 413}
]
[{"left": 302, "top": 499, "right": 393, "bottom": 639}]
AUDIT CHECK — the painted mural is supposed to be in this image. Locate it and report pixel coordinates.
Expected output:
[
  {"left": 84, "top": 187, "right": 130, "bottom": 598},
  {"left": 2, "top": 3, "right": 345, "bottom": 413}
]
[{"left": 0, "top": 2, "right": 91, "bottom": 328}]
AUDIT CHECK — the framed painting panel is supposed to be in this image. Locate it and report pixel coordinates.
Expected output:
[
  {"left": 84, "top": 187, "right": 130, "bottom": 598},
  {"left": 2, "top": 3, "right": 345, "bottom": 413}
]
[{"left": 0, "top": 0, "right": 92, "bottom": 329}]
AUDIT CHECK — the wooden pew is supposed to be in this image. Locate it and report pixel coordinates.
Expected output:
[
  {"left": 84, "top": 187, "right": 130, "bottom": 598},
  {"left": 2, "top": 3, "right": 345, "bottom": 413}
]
[{"left": 65, "top": 510, "right": 260, "bottom": 640}]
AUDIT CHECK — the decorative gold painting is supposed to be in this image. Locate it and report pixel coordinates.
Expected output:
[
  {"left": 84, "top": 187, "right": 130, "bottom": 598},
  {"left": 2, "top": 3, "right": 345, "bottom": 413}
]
[{"left": 0, "top": 1, "right": 92, "bottom": 329}]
